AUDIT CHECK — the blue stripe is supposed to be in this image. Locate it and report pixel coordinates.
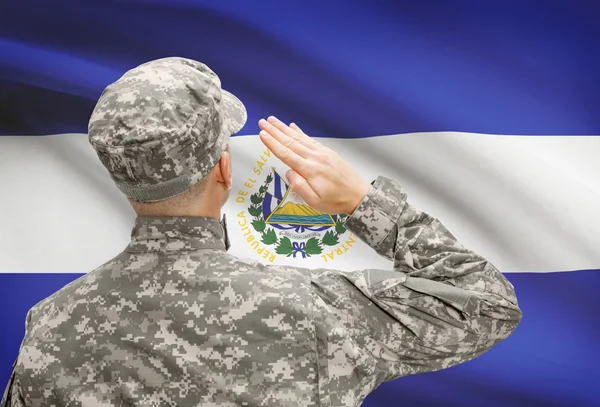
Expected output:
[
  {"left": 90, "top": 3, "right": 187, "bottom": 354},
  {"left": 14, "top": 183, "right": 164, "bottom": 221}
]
[
  {"left": 0, "top": 270, "right": 598, "bottom": 406},
  {"left": 273, "top": 171, "right": 283, "bottom": 201},
  {"left": 1, "top": 1, "right": 600, "bottom": 136}
]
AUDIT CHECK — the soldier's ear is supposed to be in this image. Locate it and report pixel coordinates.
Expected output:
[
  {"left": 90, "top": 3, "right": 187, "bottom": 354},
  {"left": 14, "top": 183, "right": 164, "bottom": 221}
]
[{"left": 217, "top": 150, "right": 232, "bottom": 190}]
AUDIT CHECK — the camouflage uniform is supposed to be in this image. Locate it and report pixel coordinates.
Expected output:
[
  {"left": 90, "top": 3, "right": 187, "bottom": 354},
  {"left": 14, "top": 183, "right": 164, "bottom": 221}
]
[{"left": 2, "top": 57, "right": 522, "bottom": 407}]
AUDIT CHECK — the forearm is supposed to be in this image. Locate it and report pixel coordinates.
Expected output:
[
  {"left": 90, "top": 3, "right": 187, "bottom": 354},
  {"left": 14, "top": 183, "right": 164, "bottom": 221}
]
[{"left": 345, "top": 176, "right": 521, "bottom": 318}]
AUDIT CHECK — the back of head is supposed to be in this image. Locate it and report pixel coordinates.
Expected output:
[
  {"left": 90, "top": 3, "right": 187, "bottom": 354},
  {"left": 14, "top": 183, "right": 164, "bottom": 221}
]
[{"left": 88, "top": 57, "right": 246, "bottom": 206}]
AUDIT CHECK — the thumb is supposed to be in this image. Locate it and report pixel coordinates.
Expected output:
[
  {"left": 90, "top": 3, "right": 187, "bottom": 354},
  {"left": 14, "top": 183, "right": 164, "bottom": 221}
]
[{"left": 286, "top": 170, "right": 319, "bottom": 205}]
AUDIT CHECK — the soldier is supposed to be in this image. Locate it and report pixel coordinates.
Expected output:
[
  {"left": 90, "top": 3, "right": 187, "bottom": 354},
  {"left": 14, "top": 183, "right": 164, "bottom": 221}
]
[{"left": 2, "top": 57, "right": 522, "bottom": 407}]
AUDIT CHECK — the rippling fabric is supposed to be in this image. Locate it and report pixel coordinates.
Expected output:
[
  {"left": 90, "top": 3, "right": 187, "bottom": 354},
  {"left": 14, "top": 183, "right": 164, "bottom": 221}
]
[
  {"left": 1, "top": 1, "right": 599, "bottom": 407},
  {"left": 2, "top": 1, "right": 600, "bottom": 137}
]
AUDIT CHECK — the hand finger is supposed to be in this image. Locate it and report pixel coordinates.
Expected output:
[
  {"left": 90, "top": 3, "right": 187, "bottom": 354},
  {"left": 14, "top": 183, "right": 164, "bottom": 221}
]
[
  {"left": 259, "top": 130, "right": 308, "bottom": 173},
  {"left": 258, "top": 119, "right": 312, "bottom": 157},
  {"left": 289, "top": 123, "right": 304, "bottom": 133},
  {"left": 290, "top": 123, "right": 323, "bottom": 150},
  {"left": 267, "top": 116, "right": 320, "bottom": 151},
  {"left": 286, "top": 170, "right": 320, "bottom": 205}
]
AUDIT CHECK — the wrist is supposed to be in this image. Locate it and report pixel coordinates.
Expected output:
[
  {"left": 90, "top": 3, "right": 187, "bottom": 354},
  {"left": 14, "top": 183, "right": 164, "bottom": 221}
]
[{"left": 344, "top": 181, "right": 371, "bottom": 215}]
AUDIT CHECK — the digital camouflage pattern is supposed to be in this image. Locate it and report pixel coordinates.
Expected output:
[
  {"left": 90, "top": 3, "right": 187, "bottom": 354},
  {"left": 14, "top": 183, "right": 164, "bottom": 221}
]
[
  {"left": 88, "top": 57, "right": 247, "bottom": 202},
  {"left": 2, "top": 176, "right": 522, "bottom": 407}
]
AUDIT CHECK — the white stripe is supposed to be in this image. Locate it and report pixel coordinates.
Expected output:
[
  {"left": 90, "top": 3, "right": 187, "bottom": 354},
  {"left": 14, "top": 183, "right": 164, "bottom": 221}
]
[{"left": 0, "top": 133, "right": 598, "bottom": 273}]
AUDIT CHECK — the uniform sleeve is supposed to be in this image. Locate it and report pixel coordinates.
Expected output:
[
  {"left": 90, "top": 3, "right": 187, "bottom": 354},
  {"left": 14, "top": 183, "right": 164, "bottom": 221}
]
[
  {"left": 0, "top": 377, "right": 25, "bottom": 407},
  {"left": 306, "top": 176, "right": 522, "bottom": 406},
  {"left": 1, "top": 311, "right": 31, "bottom": 407}
]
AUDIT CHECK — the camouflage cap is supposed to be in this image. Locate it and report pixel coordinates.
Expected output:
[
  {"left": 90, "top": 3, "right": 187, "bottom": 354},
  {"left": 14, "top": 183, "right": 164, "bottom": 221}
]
[{"left": 88, "top": 57, "right": 247, "bottom": 202}]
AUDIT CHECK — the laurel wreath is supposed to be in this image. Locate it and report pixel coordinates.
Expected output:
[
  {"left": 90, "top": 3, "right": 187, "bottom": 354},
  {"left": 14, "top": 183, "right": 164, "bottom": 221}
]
[{"left": 248, "top": 174, "right": 349, "bottom": 258}]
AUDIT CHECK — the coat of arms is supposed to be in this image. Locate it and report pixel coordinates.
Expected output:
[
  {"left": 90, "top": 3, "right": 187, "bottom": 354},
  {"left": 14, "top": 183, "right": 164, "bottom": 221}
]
[{"left": 248, "top": 167, "right": 348, "bottom": 258}]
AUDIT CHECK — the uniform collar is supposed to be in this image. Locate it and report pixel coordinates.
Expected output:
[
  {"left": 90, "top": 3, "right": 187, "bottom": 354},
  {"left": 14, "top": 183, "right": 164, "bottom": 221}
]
[{"left": 126, "top": 214, "right": 230, "bottom": 253}]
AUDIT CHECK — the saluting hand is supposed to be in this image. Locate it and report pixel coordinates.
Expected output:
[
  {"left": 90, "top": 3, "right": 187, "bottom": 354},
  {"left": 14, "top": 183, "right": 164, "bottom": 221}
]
[{"left": 258, "top": 116, "right": 370, "bottom": 215}]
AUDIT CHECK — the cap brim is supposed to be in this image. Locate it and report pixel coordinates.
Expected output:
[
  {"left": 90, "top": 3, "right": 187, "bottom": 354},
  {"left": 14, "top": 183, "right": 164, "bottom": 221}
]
[{"left": 221, "top": 89, "right": 247, "bottom": 135}]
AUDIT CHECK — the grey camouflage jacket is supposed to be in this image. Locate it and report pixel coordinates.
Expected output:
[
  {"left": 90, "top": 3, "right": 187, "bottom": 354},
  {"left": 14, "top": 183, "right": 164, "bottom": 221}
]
[{"left": 2, "top": 176, "right": 522, "bottom": 407}]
